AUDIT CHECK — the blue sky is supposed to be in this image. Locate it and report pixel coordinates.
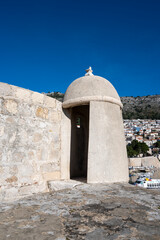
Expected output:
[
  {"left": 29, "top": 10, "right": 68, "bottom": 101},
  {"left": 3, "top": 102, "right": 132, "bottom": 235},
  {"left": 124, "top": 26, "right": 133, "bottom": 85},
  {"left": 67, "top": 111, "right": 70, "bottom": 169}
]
[{"left": 0, "top": 0, "right": 160, "bottom": 97}]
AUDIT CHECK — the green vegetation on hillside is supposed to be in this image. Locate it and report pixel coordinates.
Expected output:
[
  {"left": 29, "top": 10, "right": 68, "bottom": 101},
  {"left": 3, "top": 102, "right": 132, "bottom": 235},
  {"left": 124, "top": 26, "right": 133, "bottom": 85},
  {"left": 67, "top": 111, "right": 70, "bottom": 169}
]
[{"left": 46, "top": 92, "right": 64, "bottom": 102}]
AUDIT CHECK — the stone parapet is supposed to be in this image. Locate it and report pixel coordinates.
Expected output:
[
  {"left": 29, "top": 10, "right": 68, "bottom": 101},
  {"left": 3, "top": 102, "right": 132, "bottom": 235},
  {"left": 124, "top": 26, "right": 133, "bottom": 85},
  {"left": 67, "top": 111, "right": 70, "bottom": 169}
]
[
  {"left": 0, "top": 82, "right": 62, "bottom": 201},
  {"left": 128, "top": 156, "right": 160, "bottom": 168}
]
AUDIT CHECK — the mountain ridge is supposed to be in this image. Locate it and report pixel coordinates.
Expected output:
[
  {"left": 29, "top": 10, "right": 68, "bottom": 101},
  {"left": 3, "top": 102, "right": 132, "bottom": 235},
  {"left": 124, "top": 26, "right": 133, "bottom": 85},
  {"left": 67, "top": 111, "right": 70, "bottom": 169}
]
[{"left": 121, "top": 95, "right": 160, "bottom": 119}]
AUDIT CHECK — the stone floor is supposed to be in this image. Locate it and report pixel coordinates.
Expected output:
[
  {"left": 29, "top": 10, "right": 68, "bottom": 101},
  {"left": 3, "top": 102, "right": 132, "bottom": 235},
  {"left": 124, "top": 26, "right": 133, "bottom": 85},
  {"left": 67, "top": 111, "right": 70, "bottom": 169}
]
[{"left": 0, "top": 182, "right": 160, "bottom": 240}]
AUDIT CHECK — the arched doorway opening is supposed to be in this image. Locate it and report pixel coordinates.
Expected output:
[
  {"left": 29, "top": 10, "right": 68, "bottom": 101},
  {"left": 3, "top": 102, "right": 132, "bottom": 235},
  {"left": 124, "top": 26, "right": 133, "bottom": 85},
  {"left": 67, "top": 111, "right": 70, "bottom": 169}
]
[{"left": 70, "top": 105, "right": 89, "bottom": 181}]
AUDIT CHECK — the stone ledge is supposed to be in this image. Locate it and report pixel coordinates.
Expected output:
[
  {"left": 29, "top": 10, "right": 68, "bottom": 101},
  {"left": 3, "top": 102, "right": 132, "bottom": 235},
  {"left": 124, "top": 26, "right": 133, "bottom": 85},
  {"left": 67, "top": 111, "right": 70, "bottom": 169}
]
[
  {"left": 43, "top": 171, "right": 61, "bottom": 181},
  {"left": 47, "top": 180, "right": 83, "bottom": 191},
  {"left": 63, "top": 95, "right": 123, "bottom": 108}
]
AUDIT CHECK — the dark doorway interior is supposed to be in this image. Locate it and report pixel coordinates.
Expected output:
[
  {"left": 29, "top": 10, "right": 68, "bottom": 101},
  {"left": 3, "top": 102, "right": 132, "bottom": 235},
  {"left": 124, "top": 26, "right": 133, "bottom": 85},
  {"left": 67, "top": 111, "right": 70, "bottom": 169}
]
[{"left": 70, "top": 105, "right": 89, "bottom": 181}]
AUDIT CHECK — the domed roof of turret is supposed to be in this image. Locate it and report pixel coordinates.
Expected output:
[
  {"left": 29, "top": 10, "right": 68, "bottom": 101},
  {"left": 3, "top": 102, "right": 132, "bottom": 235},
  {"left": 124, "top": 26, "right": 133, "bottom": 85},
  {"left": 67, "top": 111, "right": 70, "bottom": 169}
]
[{"left": 63, "top": 67, "right": 122, "bottom": 108}]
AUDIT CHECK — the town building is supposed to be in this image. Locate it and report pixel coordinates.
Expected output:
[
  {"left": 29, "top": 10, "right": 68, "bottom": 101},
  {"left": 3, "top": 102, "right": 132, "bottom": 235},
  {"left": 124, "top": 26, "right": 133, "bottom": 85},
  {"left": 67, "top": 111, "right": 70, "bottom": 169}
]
[{"left": 124, "top": 119, "right": 160, "bottom": 147}]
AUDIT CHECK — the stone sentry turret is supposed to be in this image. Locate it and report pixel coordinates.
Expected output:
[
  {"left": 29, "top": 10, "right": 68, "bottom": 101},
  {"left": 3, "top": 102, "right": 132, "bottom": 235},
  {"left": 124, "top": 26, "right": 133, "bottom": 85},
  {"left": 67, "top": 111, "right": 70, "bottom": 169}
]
[
  {"left": 0, "top": 68, "right": 128, "bottom": 201},
  {"left": 62, "top": 67, "right": 128, "bottom": 183}
]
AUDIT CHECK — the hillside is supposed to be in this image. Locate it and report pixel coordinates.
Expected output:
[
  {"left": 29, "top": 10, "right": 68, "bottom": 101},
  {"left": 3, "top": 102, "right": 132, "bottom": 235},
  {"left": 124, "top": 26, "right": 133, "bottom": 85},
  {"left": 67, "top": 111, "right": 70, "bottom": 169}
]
[
  {"left": 45, "top": 92, "right": 160, "bottom": 119},
  {"left": 45, "top": 92, "right": 64, "bottom": 102},
  {"left": 121, "top": 95, "right": 160, "bottom": 119}
]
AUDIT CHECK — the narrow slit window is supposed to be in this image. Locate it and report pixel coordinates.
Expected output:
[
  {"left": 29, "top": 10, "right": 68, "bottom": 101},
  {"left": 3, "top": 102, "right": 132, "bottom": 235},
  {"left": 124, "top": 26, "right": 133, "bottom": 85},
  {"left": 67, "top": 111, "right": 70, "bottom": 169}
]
[{"left": 76, "top": 117, "right": 80, "bottom": 128}]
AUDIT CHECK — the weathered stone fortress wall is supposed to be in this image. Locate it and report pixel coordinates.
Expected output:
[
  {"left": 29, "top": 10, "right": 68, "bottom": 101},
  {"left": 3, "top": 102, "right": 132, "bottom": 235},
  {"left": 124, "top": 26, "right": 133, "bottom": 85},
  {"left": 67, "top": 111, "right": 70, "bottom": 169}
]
[
  {"left": 128, "top": 156, "right": 160, "bottom": 168},
  {"left": 0, "top": 82, "right": 62, "bottom": 201}
]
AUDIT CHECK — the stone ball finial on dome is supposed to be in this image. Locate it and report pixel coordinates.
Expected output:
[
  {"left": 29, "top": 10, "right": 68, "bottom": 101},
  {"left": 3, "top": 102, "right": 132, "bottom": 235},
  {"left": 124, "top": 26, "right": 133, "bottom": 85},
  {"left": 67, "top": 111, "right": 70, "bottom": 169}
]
[{"left": 85, "top": 66, "right": 93, "bottom": 76}]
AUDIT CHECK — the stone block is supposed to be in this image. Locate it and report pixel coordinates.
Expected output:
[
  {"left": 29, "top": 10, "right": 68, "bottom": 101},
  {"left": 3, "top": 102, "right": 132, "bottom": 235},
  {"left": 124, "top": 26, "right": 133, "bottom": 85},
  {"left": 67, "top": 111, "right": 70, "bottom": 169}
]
[
  {"left": 53, "top": 150, "right": 60, "bottom": 163},
  {"left": 14, "top": 87, "right": 31, "bottom": 102},
  {"left": 4, "top": 99, "right": 18, "bottom": 114},
  {"left": 49, "top": 146, "right": 55, "bottom": 161},
  {"left": 13, "top": 152, "right": 24, "bottom": 162},
  {"left": 0, "top": 98, "right": 2, "bottom": 113},
  {"left": 141, "top": 156, "right": 160, "bottom": 168},
  {"left": 0, "top": 126, "right": 4, "bottom": 136},
  {"left": 6, "top": 116, "right": 16, "bottom": 124},
  {"left": 28, "top": 151, "right": 35, "bottom": 159},
  {"left": 16, "top": 129, "right": 28, "bottom": 146},
  {"left": 18, "top": 165, "right": 33, "bottom": 177},
  {"left": 51, "top": 123, "right": 61, "bottom": 134},
  {"left": 36, "top": 107, "right": 48, "bottom": 119},
  {"left": 33, "top": 133, "right": 42, "bottom": 142},
  {"left": 0, "top": 166, "right": 3, "bottom": 174},
  {"left": 49, "top": 111, "right": 61, "bottom": 123},
  {"left": 48, "top": 180, "right": 81, "bottom": 191},
  {"left": 31, "top": 92, "right": 44, "bottom": 104},
  {"left": 40, "top": 163, "right": 60, "bottom": 172},
  {"left": 10, "top": 165, "right": 18, "bottom": 175},
  {"left": 39, "top": 121, "right": 47, "bottom": 128},
  {"left": 18, "top": 102, "right": 35, "bottom": 118},
  {"left": 44, "top": 96, "right": 56, "bottom": 108},
  {"left": 37, "top": 148, "right": 48, "bottom": 161},
  {"left": 128, "top": 158, "right": 142, "bottom": 167},
  {"left": 56, "top": 100, "right": 62, "bottom": 111},
  {"left": 0, "top": 82, "right": 12, "bottom": 96},
  {"left": 18, "top": 185, "right": 35, "bottom": 195},
  {"left": 18, "top": 182, "right": 47, "bottom": 195},
  {"left": 9, "top": 132, "right": 17, "bottom": 144},
  {"left": 43, "top": 171, "right": 60, "bottom": 181},
  {"left": 50, "top": 137, "right": 60, "bottom": 150},
  {"left": 3, "top": 187, "right": 18, "bottom": 199},
  {"left": 5, "top": 176, "right": 18, "bottom": 183}
]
